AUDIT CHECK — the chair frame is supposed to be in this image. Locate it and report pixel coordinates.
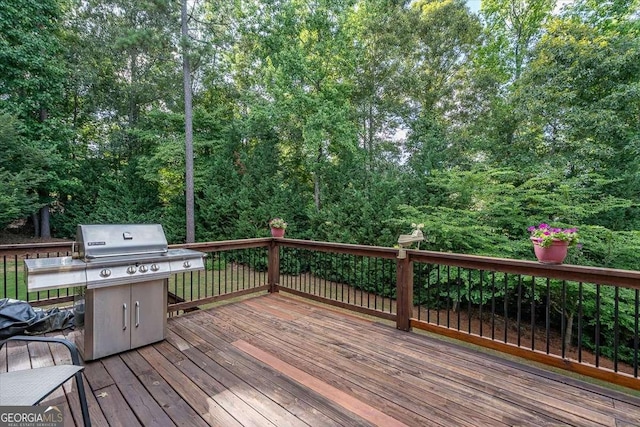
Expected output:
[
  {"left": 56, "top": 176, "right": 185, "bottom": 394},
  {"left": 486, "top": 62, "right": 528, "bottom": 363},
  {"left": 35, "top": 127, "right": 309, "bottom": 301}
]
[{"left": 0, "top": 335, "right": 91, "bottom": 427}]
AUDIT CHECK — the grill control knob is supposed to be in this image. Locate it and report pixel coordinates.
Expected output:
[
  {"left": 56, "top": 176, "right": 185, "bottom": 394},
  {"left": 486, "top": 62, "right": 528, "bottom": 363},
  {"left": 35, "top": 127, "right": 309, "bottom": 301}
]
[
  {"left": 100, "top": 269, "right": 111, "bottom": 278},
  {"left": 150, "top": 264, "right": 159, "bottom": 272},
  {"left": 126, "top": 266, "right": 137, "bottom": 275},
  {"left": 183, "top": 261, "right": 191, "bottom": 269},
  {"left": 139, "top": 265, "right": 148, "bottom": 273}
]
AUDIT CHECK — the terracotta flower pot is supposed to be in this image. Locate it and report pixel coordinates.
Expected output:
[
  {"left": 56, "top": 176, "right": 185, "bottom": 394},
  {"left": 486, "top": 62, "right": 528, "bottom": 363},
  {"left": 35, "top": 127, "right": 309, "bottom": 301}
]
[
  {"left": 270, "top": 228, "right": 285, "bottom": 238},
  {"left": 531, "top": 237, "right": 569, "bottom": 264}
]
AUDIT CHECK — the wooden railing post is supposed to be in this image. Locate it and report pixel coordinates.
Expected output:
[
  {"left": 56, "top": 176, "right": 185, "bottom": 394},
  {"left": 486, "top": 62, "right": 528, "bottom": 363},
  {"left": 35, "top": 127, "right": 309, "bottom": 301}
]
[
  {"left": 396, "top": 255, "right": 413, "bottom": 331},
  {"left": 268, "top": 239, "right": 280, "bottom": 293}
]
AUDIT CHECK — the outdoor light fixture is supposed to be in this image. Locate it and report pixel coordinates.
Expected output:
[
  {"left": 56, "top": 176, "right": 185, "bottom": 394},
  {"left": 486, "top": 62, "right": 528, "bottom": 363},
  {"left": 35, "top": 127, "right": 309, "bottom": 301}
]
[{"left": 397, "top": 229, "right": 424, "bottom": 259}]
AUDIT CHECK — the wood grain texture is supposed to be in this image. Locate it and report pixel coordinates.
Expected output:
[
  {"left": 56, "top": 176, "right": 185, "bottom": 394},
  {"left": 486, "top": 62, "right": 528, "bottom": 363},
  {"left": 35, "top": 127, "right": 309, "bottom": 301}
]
[{"left": 4, "top": 293, "right": 640, "bottom": 426}]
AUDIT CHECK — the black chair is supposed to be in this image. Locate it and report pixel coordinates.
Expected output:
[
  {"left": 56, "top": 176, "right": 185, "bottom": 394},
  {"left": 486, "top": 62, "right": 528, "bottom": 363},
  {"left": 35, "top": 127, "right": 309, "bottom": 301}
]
[{"left": 0, "top": 336, "right": 91, "bottom": 426}]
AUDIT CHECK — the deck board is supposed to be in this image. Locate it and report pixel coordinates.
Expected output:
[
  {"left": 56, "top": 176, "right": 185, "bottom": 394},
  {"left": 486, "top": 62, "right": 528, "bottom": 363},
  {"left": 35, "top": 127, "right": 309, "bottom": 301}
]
[{"left": 2, "top": 293, "right": 640, "bottom": 426}]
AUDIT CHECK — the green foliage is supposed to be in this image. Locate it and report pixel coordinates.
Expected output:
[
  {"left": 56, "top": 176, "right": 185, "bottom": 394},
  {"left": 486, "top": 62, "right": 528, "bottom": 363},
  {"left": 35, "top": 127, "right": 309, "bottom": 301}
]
[
  {"left": 2, "top": 0, "right": 640, "bottom": 371},
  {"left": 514, "top": 14, "right": 640, "bottom": 218},
  {"left": 0, "top": 114, "right": 42, "bottom": 228},
  {"left": 0, "top": 0, "right": 73, "bottom": 231}
]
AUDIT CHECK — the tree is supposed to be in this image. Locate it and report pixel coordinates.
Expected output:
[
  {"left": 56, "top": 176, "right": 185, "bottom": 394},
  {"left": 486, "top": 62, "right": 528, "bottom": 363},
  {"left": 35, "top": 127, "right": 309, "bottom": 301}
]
[
  {"left": 0, "top": 115, "right": 43, "bottom": 229},
  {"left": 0, "top": 0, "right": 72, "bottom": 237},
  {"left": 514, "top": 10, "right": 640, "bottom": 229},
  {"left": 182, "top": 0, "right": 195, "bottom": 243},
  {"left": 50, "top": 0, "right": 182, "bottom": 235},
  {"left": 233, "top": 0, "right": 358, "bottom": 214},
  {"left": 344, "top": 1, "right": 411, "bottom": 171},
  {"left": 468, "top": 0, "right": 554, "bottom": 168},
  {"left": 480, "top": 0, "right": 555, "bottom": 81}
]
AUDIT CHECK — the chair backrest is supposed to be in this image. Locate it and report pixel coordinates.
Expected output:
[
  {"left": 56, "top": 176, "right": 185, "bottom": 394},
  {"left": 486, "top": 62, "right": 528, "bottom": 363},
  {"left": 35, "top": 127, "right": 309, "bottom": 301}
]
[{"left": 0, "top": 336, "right": 92, "bottom": 426}]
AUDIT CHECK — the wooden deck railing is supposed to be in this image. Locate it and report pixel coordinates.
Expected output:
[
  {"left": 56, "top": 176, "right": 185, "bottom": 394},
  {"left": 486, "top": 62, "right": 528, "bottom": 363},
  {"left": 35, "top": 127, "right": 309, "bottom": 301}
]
[{"left": 2, "top": 238, "right": 640, "bottom": 391}]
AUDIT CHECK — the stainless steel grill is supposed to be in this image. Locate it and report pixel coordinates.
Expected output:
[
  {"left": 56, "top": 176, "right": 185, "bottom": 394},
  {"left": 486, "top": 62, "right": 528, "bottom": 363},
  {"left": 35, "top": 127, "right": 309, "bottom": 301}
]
[
  {"left": 25, "top": 224, "right": 205, "bottom": 291},
  {"left": 23, "top": 224, "right": 206, "bottom": 360}
]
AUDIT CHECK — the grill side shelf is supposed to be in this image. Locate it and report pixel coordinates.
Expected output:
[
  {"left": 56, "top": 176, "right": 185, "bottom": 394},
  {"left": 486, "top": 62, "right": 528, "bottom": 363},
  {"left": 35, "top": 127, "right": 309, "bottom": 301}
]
[{"left": 24, "top": 258, "right": 88, "bottom": 292}]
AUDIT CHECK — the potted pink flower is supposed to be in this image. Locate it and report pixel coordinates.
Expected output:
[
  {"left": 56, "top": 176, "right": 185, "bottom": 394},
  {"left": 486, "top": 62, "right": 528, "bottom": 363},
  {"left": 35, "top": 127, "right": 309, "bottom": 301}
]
[
  {"left": 269, "top": 218, "right": 287, "bottom": 238},
  {"left": 528, "top": 223, "right": 579, "bottom": 264}
]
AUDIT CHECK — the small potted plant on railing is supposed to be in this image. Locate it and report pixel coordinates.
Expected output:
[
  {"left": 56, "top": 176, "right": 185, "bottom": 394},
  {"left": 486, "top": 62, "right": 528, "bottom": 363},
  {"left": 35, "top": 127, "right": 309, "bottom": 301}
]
[
  {"left": 528, "top": 223, "right": 579, "bottom": 264},
  {"left": 269, "top": 218, "right": 287, "bottom": 238}
]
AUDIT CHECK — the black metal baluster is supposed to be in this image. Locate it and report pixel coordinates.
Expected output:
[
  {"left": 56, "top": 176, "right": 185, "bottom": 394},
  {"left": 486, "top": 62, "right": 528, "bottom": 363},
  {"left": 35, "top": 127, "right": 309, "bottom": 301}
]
[
  {"left": 578, "top": 283, "right": 583, "bottom": 363},
  {"left": 324, "top": 252, "right": 328, "bottom": 299},
  {"left": 596, "top": 284, "right": 601, "bottom": 367},
  {"left": 614, "top": 286, "right": 620, "bottom": 372},
  {"left": 517, "top": 275, "right": 522, "bottom": 347},
  {"left": 217, "top": 252, "right": 222, "bottom": 297},
  {"left": 298, "top": 250, "right": 302, "bottom": 292},
  {"left": 314, "top": 253, "right": 319, "bottom": 297},
  {"left": 467, "top": 269, "right": 472, "bottom": 333},
  {"left": 367, "top": 257, "right": 372, "bottom": 310},
  {"left": 2, "top": 255, "right": 6, "bottom": 299},
  {"left": 340, "top": 253, "right": 345, "bottom": 303},
  {"left": 561, "top": 280, "right": 567, "bottom": 359},
  {"left": 254, "top": 248, "right": 259, "bottom": 289},
  {"left": 446, "top": 265, "right": 451, "bottom": 328},
  {"left": 15, "top": 255, "right": 20, "bottom": 301},
  {"left": 181, "top": 269, "right": 186, "bottom": 302},
  {"left": 238, "top": 249, "right": 243, "bottom": 291},
  {"left": 357, "top": 255, "right": 362, "bottom": 307},
  {"left": 381, "top": 258, "right": 385, "bottom": 312},
  {"left": 491, "top": 271, "right": 496, "bottom": 340},
  {"left": 204, "top": 251, "right": 209, "bottom": 298},
  {"left": 426, "top": 264, "right": 431, "bottom": 323},
  {"left": 347, "top": 254, "right": 351, "bottom": 305},
  {"left": 479, "top": 270, "right": 484, "bottom": 337},
  {"left": 456, "top": 267, "right": 461, "bottom": 331},
  {"left": 635, "top": 289, "right": 639, "bottom": 378},
  {"left": 229, "top": 250, "right": 235, "bottom": 296},
  {"left": 531, "top": 277, "right": 536, "bottom": 350},
  {"left": 504, "top": 274, "right": 508, "bottom": 343},
  {"left": 546, "top": 278, "right": 551, "bottom": 354},
  {"left": 436, "top": 266, "right": 441, "bottom": 325}
]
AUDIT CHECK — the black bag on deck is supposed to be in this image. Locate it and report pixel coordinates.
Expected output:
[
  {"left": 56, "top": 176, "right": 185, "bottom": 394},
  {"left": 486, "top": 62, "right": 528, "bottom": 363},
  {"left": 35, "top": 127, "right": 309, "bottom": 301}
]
[{"left": 0, "top": 298, "right": 74, "bottom": 340}]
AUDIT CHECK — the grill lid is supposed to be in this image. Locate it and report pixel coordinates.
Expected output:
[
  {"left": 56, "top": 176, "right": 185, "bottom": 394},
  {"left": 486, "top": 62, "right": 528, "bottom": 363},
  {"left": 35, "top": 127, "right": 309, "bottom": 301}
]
[{"left": 76, "top": 224, "right": 168, "bottom": 261}]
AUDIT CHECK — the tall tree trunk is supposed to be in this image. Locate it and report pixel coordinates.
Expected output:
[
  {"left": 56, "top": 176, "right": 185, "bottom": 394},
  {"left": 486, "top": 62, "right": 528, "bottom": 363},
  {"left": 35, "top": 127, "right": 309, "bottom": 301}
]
[
  {"left": 40, "top": 206, "right": 51, "bottom": 239},
  {"left": 32, "top": 213, "right": 40, "bottom": 238},
  {"left": 182, "top": 0, "right": 195, "bottom": 243},
  {"left": 564, "top": 312, "right": 574, "bottom": 349},
  {"left": 313, "top": 146, "right": 322, "bottom": 212},
  {"left": 313, "top": 173, "right": 320, "bottom": 212}
]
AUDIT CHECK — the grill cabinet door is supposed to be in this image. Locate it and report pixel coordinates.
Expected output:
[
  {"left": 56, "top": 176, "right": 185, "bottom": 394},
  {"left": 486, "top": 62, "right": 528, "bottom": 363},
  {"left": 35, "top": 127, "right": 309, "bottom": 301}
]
[
  {"left": 91, "top": 284, "right": 131, "bottom": 359},
  {"left": 130, "top": 280, "right": 167, "bottom": 349}
]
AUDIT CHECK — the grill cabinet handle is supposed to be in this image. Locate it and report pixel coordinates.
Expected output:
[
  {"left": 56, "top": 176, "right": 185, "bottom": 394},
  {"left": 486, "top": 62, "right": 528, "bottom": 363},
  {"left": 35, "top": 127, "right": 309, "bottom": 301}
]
[
  {"left": 135, "top": 301, "right": 140, "bottom": 327},
  {"left": 123, "top": 303, "right": 127, "bottom": 330}
]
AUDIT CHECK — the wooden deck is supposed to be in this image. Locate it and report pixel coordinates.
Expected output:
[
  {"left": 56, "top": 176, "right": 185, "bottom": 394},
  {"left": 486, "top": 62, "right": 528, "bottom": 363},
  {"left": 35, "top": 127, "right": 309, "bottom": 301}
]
[{"left": 2, "top": 293, "right": 640, "bottom": 426}]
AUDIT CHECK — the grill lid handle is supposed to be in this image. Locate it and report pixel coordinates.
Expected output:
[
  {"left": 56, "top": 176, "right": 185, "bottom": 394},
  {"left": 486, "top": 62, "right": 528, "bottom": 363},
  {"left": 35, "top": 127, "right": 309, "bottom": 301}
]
[{"left": 123, "top": 232, "right": 133, "bottom": 240}]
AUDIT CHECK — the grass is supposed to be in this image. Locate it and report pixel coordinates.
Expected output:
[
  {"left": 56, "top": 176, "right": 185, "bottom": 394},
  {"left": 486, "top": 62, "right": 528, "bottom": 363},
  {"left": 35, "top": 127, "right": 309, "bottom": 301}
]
[{"left": 168, "top": 262, "right": 268, "bottom": 302}]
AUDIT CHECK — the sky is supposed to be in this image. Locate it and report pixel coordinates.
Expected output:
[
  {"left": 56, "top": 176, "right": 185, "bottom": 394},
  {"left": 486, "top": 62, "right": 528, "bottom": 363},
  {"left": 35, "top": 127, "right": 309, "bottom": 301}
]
[
  {"left": 467, "top": 0, "right": 481, "bottom": 14},
  {"left": 466, "top": 0, "right": 574, "bottom": 15}
]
